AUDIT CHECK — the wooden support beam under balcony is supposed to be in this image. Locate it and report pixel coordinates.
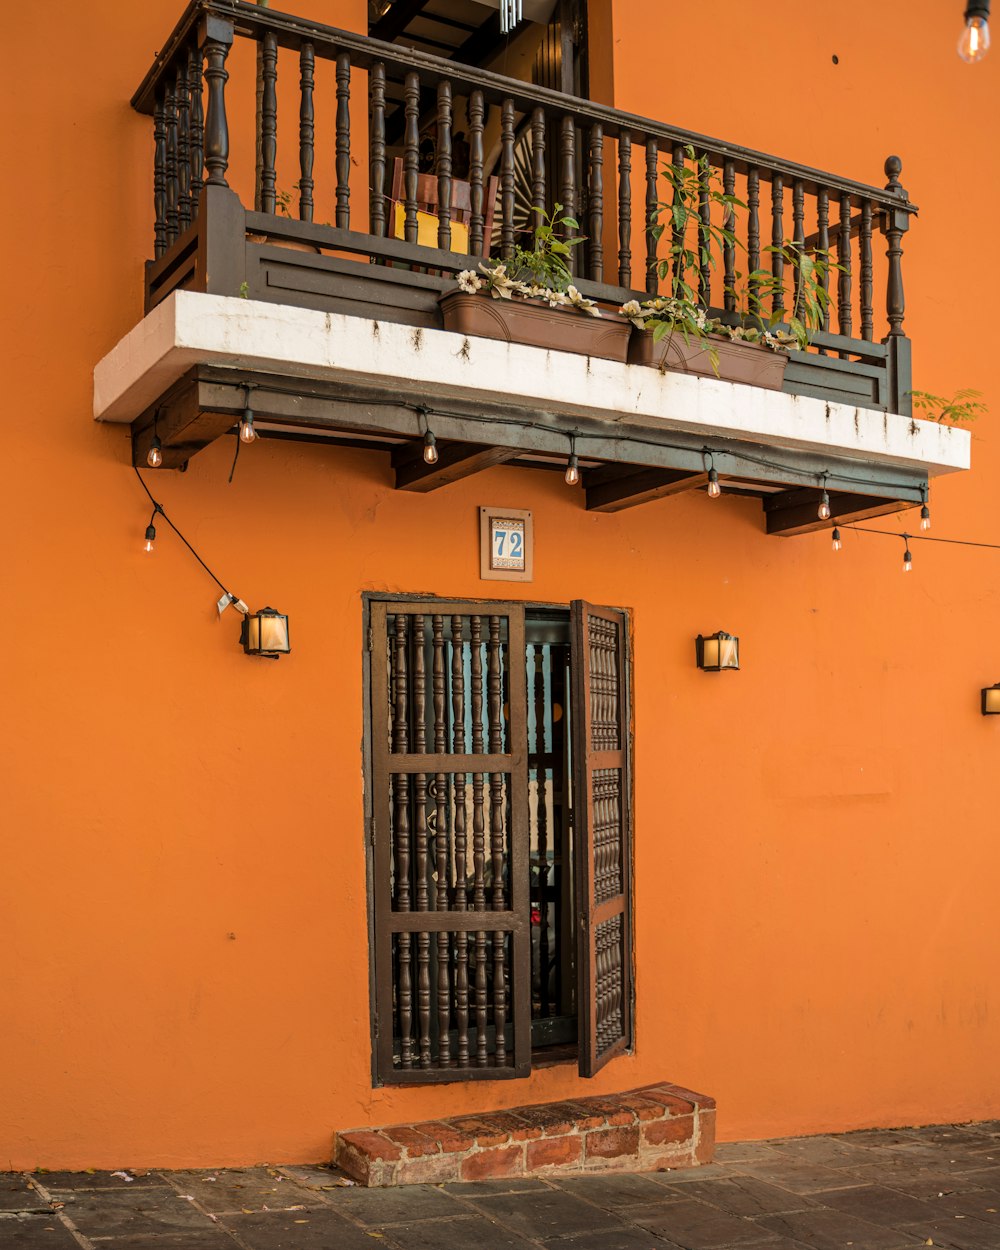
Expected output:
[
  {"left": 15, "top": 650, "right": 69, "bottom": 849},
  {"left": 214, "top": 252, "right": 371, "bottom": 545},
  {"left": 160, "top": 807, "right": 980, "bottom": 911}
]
[
  {"left": 585, "top": 466, "right": 709, "bottom": 513},
  {"left": 764, "top": 488, "right": 913, "bottom": 536},
  {"left": 392, "top": 440, "right": 520, "bottom": 491}
]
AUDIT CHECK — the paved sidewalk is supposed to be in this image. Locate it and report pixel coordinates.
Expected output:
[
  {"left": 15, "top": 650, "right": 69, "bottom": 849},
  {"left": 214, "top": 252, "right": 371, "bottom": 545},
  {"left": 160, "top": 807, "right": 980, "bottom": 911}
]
[{"left": 4, "top": 1121, "right": 1000, "bottom": 1249}]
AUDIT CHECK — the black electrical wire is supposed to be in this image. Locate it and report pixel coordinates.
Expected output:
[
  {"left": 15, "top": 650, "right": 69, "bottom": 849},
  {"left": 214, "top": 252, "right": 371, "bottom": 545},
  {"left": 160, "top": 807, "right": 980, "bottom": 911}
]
[
  {"left": 847, "top": 524, "right": 1000, "bottom": 551},
  {"left": 134, "top": 467, "right": 243, "bottom": 600},
  {"left": 236, "top": 380, "right": 927, "bottom": 497}
]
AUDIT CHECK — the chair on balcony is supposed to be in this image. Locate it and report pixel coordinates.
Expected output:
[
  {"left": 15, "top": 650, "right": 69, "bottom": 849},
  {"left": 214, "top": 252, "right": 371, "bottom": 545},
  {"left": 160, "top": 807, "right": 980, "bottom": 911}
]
[{"left": 387, "top": 157, "right": 498, "bottom": 270}]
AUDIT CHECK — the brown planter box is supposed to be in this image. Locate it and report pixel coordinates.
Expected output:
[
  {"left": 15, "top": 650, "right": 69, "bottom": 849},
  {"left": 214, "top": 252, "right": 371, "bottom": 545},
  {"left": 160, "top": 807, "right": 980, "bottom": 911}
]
[
  {"left": 439, "top": 291, "right": 631, "bottom": 363},
  {"left": 628, "top": 328, "right": 788, "bottom": 390}
]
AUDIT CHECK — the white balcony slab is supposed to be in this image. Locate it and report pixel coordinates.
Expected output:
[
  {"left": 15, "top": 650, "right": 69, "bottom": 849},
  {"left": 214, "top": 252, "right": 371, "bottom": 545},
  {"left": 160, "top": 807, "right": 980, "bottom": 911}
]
[{"left": 93, "top": 290, "right": 970, "bottom": 478}]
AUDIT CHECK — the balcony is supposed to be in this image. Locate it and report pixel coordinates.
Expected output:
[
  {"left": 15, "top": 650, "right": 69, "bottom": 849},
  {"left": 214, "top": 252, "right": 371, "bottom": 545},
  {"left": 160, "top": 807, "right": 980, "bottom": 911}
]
[{"left": 94, "top": 0, "right": 969, "bottom": 532}]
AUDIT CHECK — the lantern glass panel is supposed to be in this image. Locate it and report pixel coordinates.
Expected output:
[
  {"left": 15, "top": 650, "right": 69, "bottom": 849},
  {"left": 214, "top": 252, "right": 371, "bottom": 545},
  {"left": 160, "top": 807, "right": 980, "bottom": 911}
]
[
  {"left": 259, "top": 614, "right": 289, "bottom": 653},
  {"left": 983, "top": 685, "right": 1000, "bottom": 714}
]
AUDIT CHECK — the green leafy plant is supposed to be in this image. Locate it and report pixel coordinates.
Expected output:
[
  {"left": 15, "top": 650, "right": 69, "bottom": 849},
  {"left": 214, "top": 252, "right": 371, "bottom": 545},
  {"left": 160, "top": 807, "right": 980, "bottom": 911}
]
[
  {"left": 622, "top": 146, "right": 840, "bottom": 361},
  {"left": 456, "top": 205, "right": 601, "bottom": 317},
  {"left": 508, "top": 204, "right": 584, "bottom": 292},
  {"left": 909, "top": 389, "right": 986, "bottom": 423}
]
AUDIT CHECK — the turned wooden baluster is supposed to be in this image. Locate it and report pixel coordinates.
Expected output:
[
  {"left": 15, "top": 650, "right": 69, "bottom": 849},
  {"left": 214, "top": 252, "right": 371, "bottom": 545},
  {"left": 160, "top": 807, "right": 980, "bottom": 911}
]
[
  {"left": 468, "top": 90, "right": 485, "bottom": 257},
  {"left": 176, "top": 64, "right": 191, "bottom": 231},
  {"left": 369, "top": 61, "right": 386, "bottom": 237},
  {"left": 487, "top": 616, "right": 506, "bottom": 1066},
  {"left": 432, "top": 616, "right": 450, "bottom": 1068},
  {"left": 299, "top": 43, "right": 315, "bottom": 222},
  {"left": 747, "top": 166, "right": 761, "bottom": 312},
  {"left": 188, "top": 46, "right": 204, "bottom": 217},
  {"left": 560, "top": 116, "right": 577, "bottom": 277},
  {"left": 671, "top": 143, "right": 684, "bottom": 295},
  {"left": 588, "top": 122, "right": 604, "bottom": 282},
  {"left": 817, "top": 187, "right": 831, "bottom": 345},
  {"left": 451, "top": 616, "right": 469, "bottom": 1068},
  {"left": 165, "top": 81, "right": 178, "bottom": 245},
  {"left": 838, "top": 190, "right": 853, "bottom": 342},
  {"left": 412, "top": 614, "right": 431, "bottom": 1068},
  {"left": 697, "top": 152, "right": 711, "bottom": 307},
  {"left": 883, "top": 156, "right": 908, "bottom": 338},
  {"left": 392, "top": 614, "right": 413, "bottom": 1068},
  {"left": 335, "top": 52, "right": 351, "bottom": 229},
  {"left": 723, "top": 159, "right": 736, "bottom": 313},
  {"left": 402, "top": 72, "right": 420, "bottom": 244},
  {"left": 771, "top": 173, "right": 784, "bottom": 317},
  {"left": 470, "top": 615, "right": 488, "bottom": 1066},
  {"left": 500, "top": 98, "right": 516, "bottom": 260},
  {"left": 153, "top": 92, "right": 167, "bottom": 258},
  {"left": 260, "top": 31, "right": 278, "bottom": 214},
  {"left": 644, "top": 137, "right": 658, "bottom": 295},
  {"left": 792, "top": 178, "right": 805, "bottom": 319},
  {"left": 436, "top": 81, "right": 453, "bottom": 251},
  {"left": 203, "top": 27, "right": 231, "bottom": 188},
  {"left": 618, "top": 131, "right": 632, "bottom": 288},
  {"left": 531, "top": 107, "right": 546, "bottom": 227},
  {"left": 860, "top": 200, "right": 874, "bottom": 341}
]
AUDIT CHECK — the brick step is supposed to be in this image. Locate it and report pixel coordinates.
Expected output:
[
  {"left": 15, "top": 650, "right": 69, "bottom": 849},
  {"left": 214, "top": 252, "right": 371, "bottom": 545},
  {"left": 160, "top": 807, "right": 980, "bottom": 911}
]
[{"left": 333, "top": 1082, "right": 715, "bottom": 1186}]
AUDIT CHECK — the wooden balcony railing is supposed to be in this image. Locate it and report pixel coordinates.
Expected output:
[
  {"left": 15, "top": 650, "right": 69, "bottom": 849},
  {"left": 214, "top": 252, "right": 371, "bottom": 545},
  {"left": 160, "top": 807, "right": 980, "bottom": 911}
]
[{"left": 132, "top": 0, "right": 915, "bottom": 415}]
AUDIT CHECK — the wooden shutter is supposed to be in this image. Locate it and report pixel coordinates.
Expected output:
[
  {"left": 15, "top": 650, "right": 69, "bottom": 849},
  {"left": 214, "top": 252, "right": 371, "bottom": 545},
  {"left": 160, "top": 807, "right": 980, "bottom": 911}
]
[
  {"left": 571, "top": 600, "right": 632, "bottom": 1077},
  {"left": 369, "top": 600, "right": 531, "bottom": 1085}
]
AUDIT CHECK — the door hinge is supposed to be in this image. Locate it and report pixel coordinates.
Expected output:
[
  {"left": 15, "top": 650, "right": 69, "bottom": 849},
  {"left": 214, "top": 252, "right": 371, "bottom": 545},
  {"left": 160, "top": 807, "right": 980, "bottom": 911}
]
[
  {"left": 373, "top": 1010, "right": 379, "bottom": 1039},
  {"left": 368, "top": 816, "right": 376, "bottom": 847},
  {"left": 367, "top": 626, "right": 374, "bottom": 651}
]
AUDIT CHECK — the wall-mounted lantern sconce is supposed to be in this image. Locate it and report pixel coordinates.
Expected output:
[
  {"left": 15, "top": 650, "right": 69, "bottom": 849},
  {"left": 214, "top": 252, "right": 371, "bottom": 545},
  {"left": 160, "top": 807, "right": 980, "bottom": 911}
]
[
  {"left": 982, "top": 683, "right": 1000, "bottom": 714},
  {"left": 241, "top": 607, "right": 290, "bottom": 659},
  {"left": 959, "top": 1, "right": 991, "bottom": 61},
  {"left": 696, "top": 631, "right": 740, "bottom": 672}
]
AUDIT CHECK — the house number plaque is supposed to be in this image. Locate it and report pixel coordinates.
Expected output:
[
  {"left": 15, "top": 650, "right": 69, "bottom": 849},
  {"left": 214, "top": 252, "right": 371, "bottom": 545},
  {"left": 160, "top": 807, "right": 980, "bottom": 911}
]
[{"left": 480, "top": 506, "right": 534, "bottom": 582}]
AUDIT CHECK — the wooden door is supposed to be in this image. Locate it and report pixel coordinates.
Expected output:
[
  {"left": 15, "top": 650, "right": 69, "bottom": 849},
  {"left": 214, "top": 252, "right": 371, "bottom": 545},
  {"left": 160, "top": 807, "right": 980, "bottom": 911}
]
[{"left": 571, "top": 600, "right": 633, "bottom": 1077}]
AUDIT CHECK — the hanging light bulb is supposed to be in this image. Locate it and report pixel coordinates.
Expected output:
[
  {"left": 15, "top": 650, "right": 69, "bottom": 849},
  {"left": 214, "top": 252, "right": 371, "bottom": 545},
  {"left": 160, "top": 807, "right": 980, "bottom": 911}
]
[
  {"left": 958, "top": 3, "right": 991, "bottom": 62},
  {"left": 564, "top": 452, "right": 580, "bottom": 486},
  {"left": 239, "top": 408, "right": 257, "bottom": 444},
  {"left": 143, "top": 522, "right": 156, "bottom": 554},
  {"left": 707, "top": 468, "right": 721, "bottom": 498},
  {"left": 903, "top": 543, "right": 913, "bottom": 573},
  {"left": 818, "top": 489, "right": 831, "bottom": 521},
  {"left": 423, "top": 429, "right": 439, "bottom": 465},
  {"left": 832, "top": 527, "right": 842, "bottom": 552},
  {"left": 147, "top": 436, "right": 163, "bottom": 468}
]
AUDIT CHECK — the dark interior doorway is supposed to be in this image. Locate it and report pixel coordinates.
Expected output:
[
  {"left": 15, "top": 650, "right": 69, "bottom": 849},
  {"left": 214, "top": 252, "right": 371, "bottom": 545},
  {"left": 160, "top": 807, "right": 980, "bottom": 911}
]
[
  {"left": 368, "top": 0, "right": 589, "bottom": 98},
  {"left": 526, "top": 611, "right": 577, "bottom": 1058}
]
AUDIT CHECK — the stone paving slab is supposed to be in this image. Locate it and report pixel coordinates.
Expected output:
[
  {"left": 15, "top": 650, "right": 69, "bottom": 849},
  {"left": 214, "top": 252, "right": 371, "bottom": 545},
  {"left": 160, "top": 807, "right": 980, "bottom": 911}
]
[{"left": 8, "top": 1118, "right": 1000, "bottom": 1249}]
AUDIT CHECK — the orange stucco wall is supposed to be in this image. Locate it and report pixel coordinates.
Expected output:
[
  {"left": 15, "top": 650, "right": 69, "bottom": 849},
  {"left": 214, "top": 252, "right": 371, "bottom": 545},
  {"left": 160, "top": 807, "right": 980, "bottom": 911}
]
[{"left": 3, "top": 0, "right": 999, "bottom": 1169}]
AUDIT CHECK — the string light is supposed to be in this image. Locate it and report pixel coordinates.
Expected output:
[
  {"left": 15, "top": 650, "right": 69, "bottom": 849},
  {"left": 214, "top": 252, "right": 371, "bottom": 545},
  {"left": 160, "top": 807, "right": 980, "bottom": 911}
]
[
  {"left": 143, "top": 509, "right": 159, "bottom": 554},
  {"left": 958, "top": 1, "right": 991, "bottom": 61},
  {"left": 902, "top": 535, "right": 913, "bottom": 572},
  {"left": 818, "top": 475, "right": 831, "bottom": 521},
  {"left": 703, "top": 451, "right": 721, "bottom": 498},
  {"left": 565, "top": 436, "right": 580, "bottom": 486},
  {"left": 423, "top": 429, "right": 439, "bottom": 465},
  {"left": 239, "top": 407, "right": 257, "bottom": 443},
  {"left": 228, "top": 383, "right": 938, "bottom": 501},
  {"left": 832, "top": 527, "right": 842, "bottom": 552},
  {"left": 147, "top": 436, "right": 163, "bottom": 469},
  {"left": 920, "top": 485, "right": 931, "bottom": 532}
]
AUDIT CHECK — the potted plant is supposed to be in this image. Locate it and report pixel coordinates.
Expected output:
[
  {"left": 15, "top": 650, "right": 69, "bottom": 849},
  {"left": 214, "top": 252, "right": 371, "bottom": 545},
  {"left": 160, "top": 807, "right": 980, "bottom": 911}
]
[
  {"left": 439, "top": 205, "right": 631, "bottom": 363},
  {"left": 624, "top": 147, "right": 836, "bottom": 388}
]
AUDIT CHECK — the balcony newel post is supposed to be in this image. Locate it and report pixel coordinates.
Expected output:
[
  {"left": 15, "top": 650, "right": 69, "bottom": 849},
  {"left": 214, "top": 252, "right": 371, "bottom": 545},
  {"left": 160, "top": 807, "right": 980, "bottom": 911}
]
[
  {"left": 882, "top": 154, "right": 912, "bottom": 416},
  {"left": 201, "top": 15, "right": 233, "bottom": 188},
  {"left": 883, "top": 155, "right": 908, "bottom": 338}
]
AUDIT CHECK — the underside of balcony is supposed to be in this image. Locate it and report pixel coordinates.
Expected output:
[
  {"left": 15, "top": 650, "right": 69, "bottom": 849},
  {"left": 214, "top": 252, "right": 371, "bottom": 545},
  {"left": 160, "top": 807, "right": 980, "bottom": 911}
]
[{"left": 95, "top": 288, "right": 969, "bottom": 533}]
